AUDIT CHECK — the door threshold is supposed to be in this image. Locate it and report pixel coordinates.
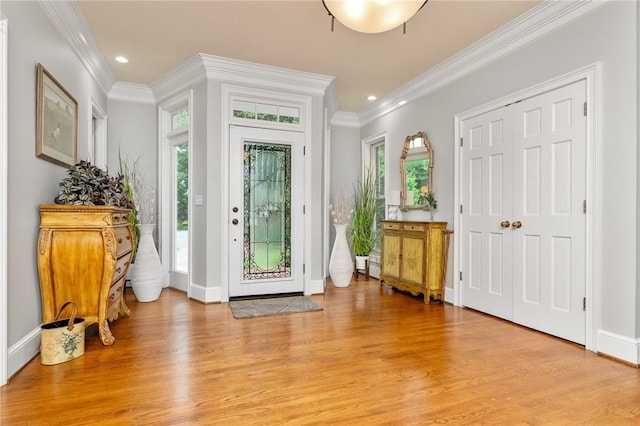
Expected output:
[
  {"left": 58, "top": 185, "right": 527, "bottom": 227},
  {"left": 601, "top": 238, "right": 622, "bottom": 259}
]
[{"left": 229, "top": 292, "right": 304, "bottom": 301}]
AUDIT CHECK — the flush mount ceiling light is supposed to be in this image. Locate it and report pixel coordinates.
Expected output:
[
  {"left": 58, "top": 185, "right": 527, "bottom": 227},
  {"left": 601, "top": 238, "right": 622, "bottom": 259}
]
[
  {"left": 115, "top": 56, "right": 129, "bottom": 64},
  {"left": 323, "top": 0, "right": 428, "bottom": 34}
]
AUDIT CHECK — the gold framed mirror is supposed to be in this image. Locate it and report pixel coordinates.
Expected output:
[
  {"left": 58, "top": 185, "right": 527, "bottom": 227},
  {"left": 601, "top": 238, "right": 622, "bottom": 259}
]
[{"left": 400, "top": 131, "right": 434, "bottom": 211}]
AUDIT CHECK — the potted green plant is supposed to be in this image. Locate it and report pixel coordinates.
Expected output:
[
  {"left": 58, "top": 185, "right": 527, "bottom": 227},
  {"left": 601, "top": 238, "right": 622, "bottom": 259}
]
[
  {"left": 349, "top": 169, "right": 378, "bottom": 270},
  {"left": 54, "top": 160, "right": 132, "bottom": 208}
]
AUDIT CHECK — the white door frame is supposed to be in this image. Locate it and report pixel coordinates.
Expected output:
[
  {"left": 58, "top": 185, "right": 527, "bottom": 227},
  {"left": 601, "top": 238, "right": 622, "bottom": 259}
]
[
  {"left": 88, "top": 98, "right": 107, "bottom": 169},
  {"left": 220, "top": 85, "right": 313, "bottom": 302},
  {"left": 453, "top": 63, "right": 599, "bottom": 352},
  {"left": 0, "top": 16, "right": 8, "bottom": 386},
  {"left": 158, "top": 91, "right": 193, "bottom": 297}
]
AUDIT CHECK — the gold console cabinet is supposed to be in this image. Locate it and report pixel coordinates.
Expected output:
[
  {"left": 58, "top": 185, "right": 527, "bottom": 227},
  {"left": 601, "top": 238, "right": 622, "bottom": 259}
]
[
  {"left": 37, "top": 205, "right": 134, "bottom": 345},
  {"left": 380, "top": 220, "right": 447, "bottom": 303}
]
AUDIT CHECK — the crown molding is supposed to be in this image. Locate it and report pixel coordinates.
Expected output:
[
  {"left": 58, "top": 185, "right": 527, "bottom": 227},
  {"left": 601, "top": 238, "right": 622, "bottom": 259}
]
[
  {"left": 150, "top": 55, "right": 207, "bottom": 103},
  {"left": 109, "top": 82, "right": 155, "bottom": 104},
  {"left": 357, "top": 0, "right": 608, "bottom": 126},
  {"left": 200, "top": 53, "right": 335, "bottom": 96},
  {"left": 330, "top": 111, "right": 360, "bottom": 128},
  {"left": 38, "top": 0, "right": 115, "bottom": 96},
  {"left": 152, "top": 53, "right": 336, "bottom": 103},
  {"left": 324, "top": 79, "right": 339, "bottom": 120}
]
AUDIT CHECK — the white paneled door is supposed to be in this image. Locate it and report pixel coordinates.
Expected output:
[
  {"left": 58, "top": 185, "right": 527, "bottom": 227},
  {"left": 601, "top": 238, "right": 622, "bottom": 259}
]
[
  {"left": 461, "top": 80, "right": 587, "bottom": 344},
  {"left": 461, "top": 105, "right": 514, "bottom": 321}
]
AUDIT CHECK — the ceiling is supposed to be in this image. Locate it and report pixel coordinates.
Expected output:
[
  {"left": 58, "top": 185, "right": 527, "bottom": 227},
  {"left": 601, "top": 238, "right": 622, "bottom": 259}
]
[{"left": 76, "top": 0, "right": 541, "bottom": 112}]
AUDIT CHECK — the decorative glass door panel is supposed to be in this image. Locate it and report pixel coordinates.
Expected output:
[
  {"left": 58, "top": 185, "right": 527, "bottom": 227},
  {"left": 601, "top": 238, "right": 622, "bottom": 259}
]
[
  {"left": 243, "top": 143, "right": 291, "bottom": 280},
  {"left": 229, "top": 126, "right": 303, "bottom": 297}
]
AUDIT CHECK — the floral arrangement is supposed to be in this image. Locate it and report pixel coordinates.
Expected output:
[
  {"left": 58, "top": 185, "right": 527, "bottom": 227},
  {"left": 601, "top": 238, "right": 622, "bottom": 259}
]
[
  {"left": 329, "top": 190, "right": 353, "bottom": 225},
  {"left": 119, "top": 153, "right": 156, "bottom": 261},
  {"left": 119, "top": 154, "right": 156, "bottom": 225},
  {"left": 418, "top": 186, "right": 438, "bottom": 211}
]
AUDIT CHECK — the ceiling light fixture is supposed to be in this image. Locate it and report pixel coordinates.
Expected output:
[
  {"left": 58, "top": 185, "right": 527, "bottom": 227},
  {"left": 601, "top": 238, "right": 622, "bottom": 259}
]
[
  {"left": 323, "top": 0, "right": 428, "bottom": 34},
  {"left": 115, "top": 56, "right": 129, "bottom": 64},
  {"left": 367, "top": 95, "right": 377, "bottom": 101}
]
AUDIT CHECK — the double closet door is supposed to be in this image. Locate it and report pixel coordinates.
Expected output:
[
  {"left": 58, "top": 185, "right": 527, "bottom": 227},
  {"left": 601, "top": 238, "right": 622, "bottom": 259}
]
[{"left": 460, "top": 80, "right": 587, "bottom": 344}]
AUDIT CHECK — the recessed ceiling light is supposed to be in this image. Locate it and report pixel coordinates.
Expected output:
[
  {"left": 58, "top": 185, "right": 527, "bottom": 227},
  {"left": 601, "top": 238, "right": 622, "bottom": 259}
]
[
  {"left": 115, "top": 56, "right": 129, "bottom": 64},
  {"left": 398, "top": 100, "right": 407, "bottom": 106},
  {"left": 367, "top": 95, "right": 377, "bottom": 101}
]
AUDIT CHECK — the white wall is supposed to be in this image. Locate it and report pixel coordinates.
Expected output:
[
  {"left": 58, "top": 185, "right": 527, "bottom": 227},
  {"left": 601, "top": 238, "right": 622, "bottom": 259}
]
[
  {"left": 327, "top": 123, "right": 361, "bottom": 256},
  {"left": 3, "top": 1, "right": 108, "bottom": 376},
  {"left": 353, "top": 1, "right": 638, "bottom": 359},
  {"left": 106, "top": 99, "right": 157, "bottom": 184}
]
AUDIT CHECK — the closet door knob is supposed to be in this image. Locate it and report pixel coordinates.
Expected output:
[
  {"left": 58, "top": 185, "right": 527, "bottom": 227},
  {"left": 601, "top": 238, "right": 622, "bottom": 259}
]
[
  {"left": 500, "top": 221, "right": 511, "bottom": 228},
  {"left": 512, "top": 221, "right": 522, "bottom": 229}
]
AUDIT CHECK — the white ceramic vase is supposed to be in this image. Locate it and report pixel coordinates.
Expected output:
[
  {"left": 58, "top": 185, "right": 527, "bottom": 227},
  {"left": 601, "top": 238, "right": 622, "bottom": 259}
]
[
  {"left": 130, "top": 224, "right": 164, "bottom": 302},
  {"left": 329, "top": 224, "right": 353, "bottom": 288}
]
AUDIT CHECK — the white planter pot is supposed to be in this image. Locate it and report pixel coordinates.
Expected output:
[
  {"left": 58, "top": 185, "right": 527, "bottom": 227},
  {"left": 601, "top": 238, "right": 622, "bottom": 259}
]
[
  {"left": 329, "top": 224, "right": 353, "bottom": 287},
  {"left": 355, "top": 255, "right": 369, "bottom": 271},
  {"left": 130, "top": 224, "right": 164, "bottom": 302}
]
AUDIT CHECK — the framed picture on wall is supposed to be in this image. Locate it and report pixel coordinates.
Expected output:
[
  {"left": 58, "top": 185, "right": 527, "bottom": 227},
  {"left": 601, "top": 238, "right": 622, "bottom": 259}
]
[{"left": 35, "top": 63, "right": 77, "bottom": 167}]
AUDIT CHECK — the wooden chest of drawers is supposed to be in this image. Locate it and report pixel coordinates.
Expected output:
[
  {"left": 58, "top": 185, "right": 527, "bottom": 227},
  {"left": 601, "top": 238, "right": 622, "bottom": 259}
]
[
  {"left": 380, "top": 220, "right": 447, "bottom": 303},
  {"left": 37, "top": 204, "right": 134, "bottom": 345}
]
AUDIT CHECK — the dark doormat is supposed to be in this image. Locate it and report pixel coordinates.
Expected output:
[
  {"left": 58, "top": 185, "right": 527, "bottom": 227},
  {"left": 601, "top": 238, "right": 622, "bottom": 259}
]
[{"left": 229, "top": 296, "right": 323, "bottom": 319}]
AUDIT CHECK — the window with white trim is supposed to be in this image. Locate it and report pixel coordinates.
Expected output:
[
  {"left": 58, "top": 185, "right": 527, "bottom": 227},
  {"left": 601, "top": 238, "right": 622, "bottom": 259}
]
[{"left": 231, "top": 98, "right": 301, "bottom": 125}]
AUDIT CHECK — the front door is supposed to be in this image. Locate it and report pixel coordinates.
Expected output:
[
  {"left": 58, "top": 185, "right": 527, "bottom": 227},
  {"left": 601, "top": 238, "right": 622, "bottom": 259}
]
[{"left": 229, "top": 126, "right": 304, "bottom": 297}]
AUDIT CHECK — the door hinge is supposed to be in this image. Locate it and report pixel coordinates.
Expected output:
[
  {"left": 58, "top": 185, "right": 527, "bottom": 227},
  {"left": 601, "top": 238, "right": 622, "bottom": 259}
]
[
  {"left": 583, "top": 297, "right": 586, "bottom": 311},
  {"left": 303, "top": 264, "right": 306, "bottom": 274},
  {"left": 583, "top": 102, "right": 587, "bottom": 116},
  {"left": 460, "top": 204, "right": 463, "bottom": 214},
  {"left": 459, "top": 271, "right": 463, "bottom": 281},
  {"left": 583, "top": 200, "right": 587, "bottom": 214},
  {"left": 303, "top": 146, "right": 306, "bottom": 155},
  {"left": 460, "top": 137, "right": 464, "bottom": 147},
  {"left": 303, "top": 204, "right": 306, "bottom": 214}
]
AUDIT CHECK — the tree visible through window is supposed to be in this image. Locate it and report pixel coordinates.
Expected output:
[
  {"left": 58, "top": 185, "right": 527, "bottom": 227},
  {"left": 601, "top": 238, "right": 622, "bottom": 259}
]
[
  {"left": 372, "top": 141, "right": 385, "bottom": 250},
  {"left": 172, "top": 109, "right": 189, "bottom": 130},
  {"left": 176, "top": 144, "right": 188, "bottom": 231}
]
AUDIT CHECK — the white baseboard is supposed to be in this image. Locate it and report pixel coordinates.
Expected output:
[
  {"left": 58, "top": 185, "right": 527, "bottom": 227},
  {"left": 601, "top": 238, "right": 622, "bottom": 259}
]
[
  {"left": 189, "top": 283, "right": 221, "bottom": 303},
  {"left": 597, "top": 330, "right": 640, "bottom": 365},
  {"left": 8, "top": 326, "right": 40, "bottom": 380},
  {"left": 169, "top": 281, "right": 188, "bottom": 293},
  {"left": 307, "top": 279, "right": 325, "bottom": 295},
  {"left": 444, "top": 286, "right": 454, "bottom": 304}
]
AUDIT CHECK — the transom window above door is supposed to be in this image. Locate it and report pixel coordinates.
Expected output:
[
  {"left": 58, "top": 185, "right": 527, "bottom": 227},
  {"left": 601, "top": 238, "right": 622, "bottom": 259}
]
[{"left": 231, "top": 98, "right": 300, "bottom": 125}]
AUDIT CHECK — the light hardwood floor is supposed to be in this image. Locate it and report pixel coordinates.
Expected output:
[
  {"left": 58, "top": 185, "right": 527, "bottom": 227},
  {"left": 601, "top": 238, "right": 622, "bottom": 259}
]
[{"left": 1, "top": 281, "right": 639, "bottom": 425}]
